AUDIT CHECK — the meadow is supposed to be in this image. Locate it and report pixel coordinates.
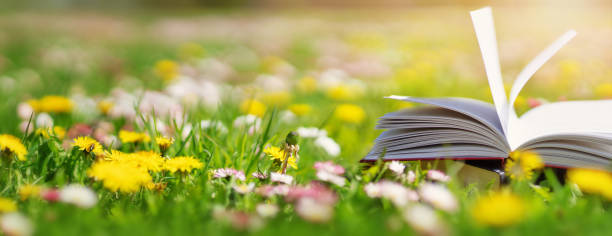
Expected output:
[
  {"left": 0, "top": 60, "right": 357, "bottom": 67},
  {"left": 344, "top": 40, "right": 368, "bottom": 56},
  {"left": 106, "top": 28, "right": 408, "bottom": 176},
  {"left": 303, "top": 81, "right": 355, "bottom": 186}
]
[{"left": 0, "top": 6, "right": 612, "bottom": 236}]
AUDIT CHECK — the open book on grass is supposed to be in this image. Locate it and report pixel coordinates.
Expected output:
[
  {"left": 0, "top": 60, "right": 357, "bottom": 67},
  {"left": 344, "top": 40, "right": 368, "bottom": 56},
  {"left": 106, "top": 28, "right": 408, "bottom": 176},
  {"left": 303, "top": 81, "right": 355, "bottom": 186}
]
[{"left": 362, "top": 7, "right": 612, "bottom": 170}]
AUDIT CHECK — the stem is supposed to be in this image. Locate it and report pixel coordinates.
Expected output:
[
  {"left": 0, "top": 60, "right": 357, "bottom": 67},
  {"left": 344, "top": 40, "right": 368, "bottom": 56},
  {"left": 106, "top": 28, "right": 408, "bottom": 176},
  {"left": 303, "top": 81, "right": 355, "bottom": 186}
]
[{"left": 280, "top": 144, "right": 290, "bottom": 174}]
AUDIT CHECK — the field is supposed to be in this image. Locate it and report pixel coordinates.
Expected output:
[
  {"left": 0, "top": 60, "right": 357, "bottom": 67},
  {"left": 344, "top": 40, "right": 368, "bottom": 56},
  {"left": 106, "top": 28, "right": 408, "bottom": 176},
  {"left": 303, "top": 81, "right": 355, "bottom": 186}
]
[{"left": 1, "top": 6, "right": 612, "bottom": 236}]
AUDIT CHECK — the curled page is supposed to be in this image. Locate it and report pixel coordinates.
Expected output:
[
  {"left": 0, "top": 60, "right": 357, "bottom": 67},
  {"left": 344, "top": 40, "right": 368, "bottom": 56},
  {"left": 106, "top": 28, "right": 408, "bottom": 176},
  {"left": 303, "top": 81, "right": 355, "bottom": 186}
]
[{"left": 470, "top": 7, "right": 509, "bottom": 135}]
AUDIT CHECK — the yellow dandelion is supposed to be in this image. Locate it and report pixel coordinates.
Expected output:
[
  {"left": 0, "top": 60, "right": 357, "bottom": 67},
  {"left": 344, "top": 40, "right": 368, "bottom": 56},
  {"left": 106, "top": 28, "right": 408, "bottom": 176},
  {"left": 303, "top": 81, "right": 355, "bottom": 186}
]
[
  {"left": 35, "top": 126, "right": 66, "bottom": 139},
  {"left": 119, "top": 130, "right": 151, "bottom": 144},
  {"left": 333, "top": 104, "right": 366, "bottom": 124},
  {"left": 30, "top": 95, "right": 73, "bottom": 113},
  {"left": 18, "top": 185, "right": 41, "bottom": 201},
  {"left": 326, "top": 85, "right": 354, "bottom": 101},
  {"left": 505, "top": 150, "right": 544, "bottom": 180},
  {"left": 178, "top": 42, "right": 205, "bottom": 60},
  {"left": 261, "top": 91, "right": 292, "bottom": 107},
  {"left": 154, "top": 59, "right": 179, "bottom": 82},
  {"left": 0, "top": 198, "right": 17, "bottom": 213},
  {"left": 155, "top": 136, "right": 174, "bottom": 152},
  {"left": 472, "top": 191, "right": 525, "bottom": 227},
  {"left": 88, "top": 161, "right": 152, "bottom": 193},
  {"left": 72, "top": 136, "right": 104, "bottom": 156},
  {"left": 567, "top": 168, "right": 612, "bottom": 200},
  {"left": 264, "top": 146, "right": 297, "bottom": 170},
  {"left": 240, "top": 99, "right": 267, "bottom": 117},
  {"left": 296, "top": 76, "right": 317, "bottom": 93},
  {"left": 163, "top": 156, "right": 203, "bottom": 173},
  {"left": 0, "top": 134, "right": 28, "bottom": 161},
  {"left": 98, "top": 101, "right": 114, "bottom": 115},
  {"left": 288, "top": 104, "right": 312, "bottom": 116}
]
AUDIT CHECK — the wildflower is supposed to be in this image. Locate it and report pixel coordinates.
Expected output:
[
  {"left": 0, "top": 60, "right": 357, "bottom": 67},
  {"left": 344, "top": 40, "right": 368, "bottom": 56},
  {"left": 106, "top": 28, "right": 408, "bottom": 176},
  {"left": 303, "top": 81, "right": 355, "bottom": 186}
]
[
  {"left": 264, "top": 146, "right": 297, "bottom": 170},
  {"left": 388, "top": 161, "right": 406, "bottom": 175},
  {"left": 295, "top": 197, "right": 333, "bottom": 223},
  {"left": 270, "top": 172, "right": 293, "bottom": 185},
  {"left": 16, "top": 102, "right": 34, "bottom": 120},
  {"left": 110, "top": 151, "right": 165, "bottom": 172},
  {"left": 296, "top": 127, "right": 327, "bottom": 138},
  {"left": 286, "top": 183, "right": 338, "bottom": 205},
  {"left": 296, "top": 76, "right": 317, "bottom": 93},
  {"left": 403, "top": 204, "right": 446, "bottom": 236},
  {"left": 261, "top": 92, "right": 292, "bottom": 107},
  {"left": 239, "top": 99, "right": 267, "bottom": 117},
  {"left": 41, "top": 189, "right": 60, "bottom": 202},
  {"left": 418, "top": 183, "right": 458, "bottom": 212},
  {"left": 505, "top": 150, "right": 544, "bottom": 180},
  {"left": 251, "top": 172, "right": 267, "bottom": 180},
  {"left": 364, "top": 181, "right": 418, "bottom": 207},
  {"left": 426, "top": 170, "right": 450, "bottom": 182},
  {"left": 233, "top": 183, "right": 255, "bottom": 194},
  {"left": 595, "top": 83, "right": 612, "bottom": 98},
  {"left": 72, "top": 136, "right": 104, "bottom": 156},
  {"left": 405, "top": 170, "right": 416, "bottom": 183},
  {"left": 163, "top": 156, "right": 203, "bottom": 173},
  {"left": 233, "top": 115, "right": 261, "bottom": 134},
  {"left": 1, "top": 213, "right": 33, "bottom": 236},
  {"left": 314, "top": 161, "right": 345, "bottom": 175},
  {"left": 154, "top": 59, "right": 179, "bottom": 81},
  {"left": 256, "top": 203, "right": 279, "bottom": 218},
  {"left": 97, "top": 100, "right": 114, "bottom": 115},
  {"left": 288, "top": 104, "right": 312, "bottom": 116},
  {"left": 29, "top": 95, "right": 73, "bottom": 113},
  {"left": 59, "top": 184, "right": 98, "bottom": 209},
  {"left": 35, "top": 126, "right": 66, "bottom": 139},
  {"left": 155, "top": 136, "right": 174, "bottom": 152},
  {"left": 212, "top": 168, "right": 246, "bottom": 181},
  {"left": 0, "top": 198, "right": 17, "bottom": 213},
  {"left": 314, "top": 136, "right": 341, "bottom": 157},
  {"left": 316, "top": 170, "right": 346, "bottom": 187},
  {"left": 567, "top": 168, "right": 612, "bottom": 200},
  {"left": 146, "top": 182, "right": 167, "bottom": 192},
  {"left": 88, "top": 161, "right": 152, "bottom": 193},
  {"left": 201, "top": 120, "right": 228, "bottom": 134},
  {"left": 119, "top": 130, "right": 150, "bottom": 144},
  {"left": 256, "top": 185, "right": 290, "bottom": 197},
  {"left": 35, "top": 113, "right": 53, "bottom": 128},
  {"left": 472, "top": 191, "right": 525, "bottom": 227},
  {"left": 0, "top": 134, "right": 28, "bottom": 161},
  {"left": 333, "top": 104, "right": 365, "bottom": 124},
  {"left": 178, "top": 42, "right": 205, "bottom": 60},
  {"left": 18, "top": 185, "right": 41, "bottom": 201}
]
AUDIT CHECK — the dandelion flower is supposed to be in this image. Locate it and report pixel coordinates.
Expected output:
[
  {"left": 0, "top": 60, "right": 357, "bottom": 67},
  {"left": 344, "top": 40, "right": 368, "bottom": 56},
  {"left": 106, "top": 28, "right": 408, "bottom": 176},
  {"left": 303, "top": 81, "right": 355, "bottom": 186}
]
[
  {"left": 0, "top": 198, "right": 17, "bottom": 213},
  {"left": 288, "top": 104, "right": 312, "bottom": 116},
  {"left": 163, "top": 156, "right": 203, "bottom": 173},
  {"left": 239, "top": 99, "right": 267, "bottom": 117},
  {"left": 0, "top": 134, "right": 28, "bottom": 161},
  {"left": 505, "top": 150, "right": 544, "bottom": 180},
  {"left": 72, "top": 136, "right": 104, "bottom": 156},
  {"left": 333, "top": 104, "right": 365, "bottom": 124},
  {"left": 154, "top": 59, "right": 179, "bottom": 81},
  {"left": 97, "top": 101, "right": 114, "bottom": 115},
  {"left": 35, "top": 126, "right": 66, "bottom": 139},
  {"left": 567, "top": 168, "right": 612, "bottom": 200},
  {"left": 472, "top": 191, "right": 525, "bottom": 227},
  {"left": 155, "top": 136, "right": 174, "bottom": 152},
  {"left": 119, "top": 130, "right": 151, "bottom": 144},
  {"left": 264, "top": 146, "right": 297, "bottom": 170},
  {"left": 18, "top": 185, "right": 41, "bottom": 201},
  {"left": 296, "top": 76, "right": 317, "bottom": 93},
  {"left": 88, "top": 161, "right": 152, "bottom": 193},
  {"left": 29, "top": 95, "right": 73, "bottom": 113}
]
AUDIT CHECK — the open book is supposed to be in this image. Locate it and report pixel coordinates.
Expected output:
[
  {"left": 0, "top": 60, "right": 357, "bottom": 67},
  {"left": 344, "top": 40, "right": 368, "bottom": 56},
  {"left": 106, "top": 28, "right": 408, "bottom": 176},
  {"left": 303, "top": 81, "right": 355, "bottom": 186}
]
[{"left": 362, "top": 7, "right": 612, "bottom": 170}]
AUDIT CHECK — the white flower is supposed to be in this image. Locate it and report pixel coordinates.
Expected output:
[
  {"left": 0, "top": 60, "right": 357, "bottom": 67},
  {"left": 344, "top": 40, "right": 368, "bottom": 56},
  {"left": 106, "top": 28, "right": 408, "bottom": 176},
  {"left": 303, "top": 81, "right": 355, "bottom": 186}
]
[
  {"left": 1, "top": 213, "right": 33, "bottom": 236},
  {"left": 232, "top": 183, "right": 255, "bottom": 194},
  {"left": 314, "top": 136, "right": 340, "bottom": 157},
  {"left": 427, "top": 170, "right": 450, "bottom": 182},
  {"left": 388, "top": 161, "right": 406, "bottom": 176},
  {"left": 270, "top": 172, "right": 293, "bottom": 185},
  {"left": 403, "top": 204, "right": 446, "bottom": 236},
  {"left": 405, "top": 170, "right": 416, "bottom": 183},
  {"left": 35, "top": 113, "right": 53, "bottom": 128},
  {"left": 295, "top": 197, "right": 333, "bottom": 223},
  {"left": 316, "top": 170, "right": 346, "bottom": 187},
  {"left": 233, "top": 115, "right": 261, "bottom": 131},
  {"left": 254, "top": 74, "right": 290, "bottom": 92},
  {"left": 364, "top": 181, "right": 418, "bottom": 208},
  {"left": 17, "top": 102, "right": 34, "bottom": 120},
  {"left": 418, "top": 183, "right": 458, "bottom": 212},
  {"left": 279, "top": 110, "right": 296, "bottom": 123},
  {"left": 200, "top": 120, "right": 228, "bottom": 134},
  {"left": 59, "top": 184, "right": 98, "bottom": 209},
  {"left": 256, "top": 203, "right": 279, "bottom": 218},
  {"left": 296, "top": 127, "right": 327, "bottom": 138}
]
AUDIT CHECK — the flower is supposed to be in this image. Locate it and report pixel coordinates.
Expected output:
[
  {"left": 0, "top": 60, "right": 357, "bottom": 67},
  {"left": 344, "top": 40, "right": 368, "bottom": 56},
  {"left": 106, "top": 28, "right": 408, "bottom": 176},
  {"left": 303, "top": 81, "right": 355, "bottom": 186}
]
[
  {"left": 364, "top": 181, "right": 418, "bottom": 208},
  {"left": 239, "top": 99, "right": 267, "bottom": 117},
  {"left": 201, "top": 120, "right": 228, "bottom": 134},
  {"left": 296, "top": 76, "right": 317, "bottom": 93},
  {"left": 163, "top": 156, "right": 203, "bottom": 173},
  {"left": 426, "top": 170, "right": 450, "bottom": 182},
  {"left": 232, "top": 115, "right": 261, "bottom": 134},
  {"left": 288, "top": 104, "right": 312, "bottom": 116},
  {"left": 388, "top": 161, "right": 406, "bottom": 176},
  {"left": 233, "top": 183, "right": 255, "bottom": 194},
  {"left": 97, "top": 100, "right": 114, "bottom": 115},
  {"left": 316, "top": 170, "right": 346, "bottom": 187},
  {"left": 314, "top": 136, "right": 341, "bottom": 157},
  {"left": 35, "top": 113, "right": 53, "bottom": 128},
  {"left": 296, "top": 127, "right": 327, "bottom": 138},
  {"left": 505, "top": 150, "right": 544, "bottom": 180},
  {"left": 154, "top": 59, "right": 179, "bottom": 81},
  {"left": 41, "top": 189, "right": 60, "bottom": 202},
  {"left": 295, "top": 197, "right": 333, "bottom": 223},
  {"left": 105, "top": 150, "right": 165, "bottom": 172},
  {"left": 0, "top": 134, "right": 28, "bottom": 161},
  {"left": 256, "top": 203, "right": 279, "bottom": 218},
  {"left": 18, "top": 185, "right": 41, "bottom": 201},
  {"left": 270, "top": 172, "right": 293, "bottom": 185},
  {"left": 119, "top": 130, "right": 151, "bottom": 144},
  {"left": 472, "top": 191, "right": 525, "bottom": 227},
  {"left": 567, "top": 168, "right": 612, "bottom": 200},
  {"left": 59, "top": 184, "right": 98, "bottom": 208},
  {"left": 72, "top": 136, "right": 104, "bottom": 156},
  {"left": 35, "top": 126, "right": 66, "bottom": 139},
  {"left": 405, "top": 170, "right": 416, "bottom": 183},
  {"left": 256, "top": 185, "right": 290, "bottom": 197},
  {"left": 17, "top": 102, "right": 34, "bottom": 120},
  {"left": 333, "top": 104, "right": 365, "bottom": 124},
  {"left": 251, "top": 172, "right": 267, "bottom": 179},
  {"left": 314, "top": 161, "right": 345, "bottom": 175},
  {"left": 88, "top": 161, "right": 152, "bottom": 193},
  {"left": 418, "top": 183, "right": 458, "bottom": 212},
  {"left": 0, "top": 198, "right": 17, "bottom": 213},
  {"left": 1, "top": 213, "right": 33, "bottom": 236},
  {"left": 29, "top": 95, "right": 73, "bottom": 113},
  {"left": 155, "top": 136, "right": 174, "bottom": 152},
  {"left": 403, "top": 204, "right": 446, "bottom": 236},
  {"left": 264, "top": 146, "right": 297, "bottom": 170},
  {"left": 211, "top": 168, "right": 246, "bottom": 181}
]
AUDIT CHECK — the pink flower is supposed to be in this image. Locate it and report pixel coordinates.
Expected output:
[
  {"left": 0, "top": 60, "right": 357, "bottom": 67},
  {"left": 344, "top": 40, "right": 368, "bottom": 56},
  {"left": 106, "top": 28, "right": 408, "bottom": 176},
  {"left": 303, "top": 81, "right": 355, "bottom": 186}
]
[
  {"left": 295, "top": 197, "right": 334, "bottom": 223},
  {"left": 364, "top": 181, "right": 418, "bottom": 208},
  {"left": 251, "top": 172, "right": 267, "bottom": 180},
  {"left": 418, "top": 183, "right": 458, "bottom": 212},
  {"left": 256, "top": 185, "right": 290, "bottom": 197},
  {"left": 426, "top": 170, "right": 450, "bottom": 183},
  {"left": 314, "top": 161, "right": 345, "bottom": 175},
  {"left": 232, "top": 183, "right": 255, "bottom": 194},
  {"left": 212, "top": 168, "right": 246, "bottom": 181},
  {"left": 316, "top": 170, "right": 346, "bottom": 187},
  {"left": 286, "top": 182, "right": 337, "bottom": 205},
  {"left": 270, "top": 172, "right": 293, "bottom": 185},
  {"left": 405, "top": 170, "right": 416, "bottom": 183},
  {"left": 41, "top": 189, "right": 61, "bottom": 202}
]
